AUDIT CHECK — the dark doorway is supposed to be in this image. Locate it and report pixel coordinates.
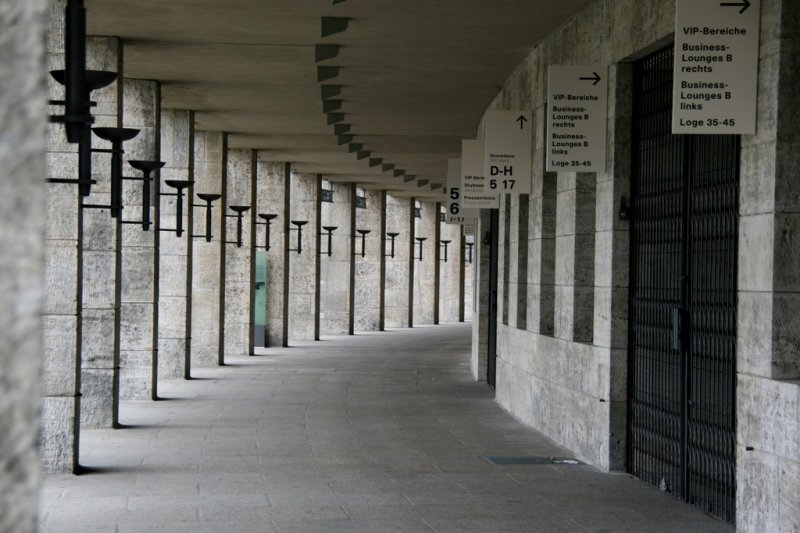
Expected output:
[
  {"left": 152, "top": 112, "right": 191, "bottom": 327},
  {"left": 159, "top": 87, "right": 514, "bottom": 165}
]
[{"left": 628, "top": 45, "right": 738, "bottom": 523}]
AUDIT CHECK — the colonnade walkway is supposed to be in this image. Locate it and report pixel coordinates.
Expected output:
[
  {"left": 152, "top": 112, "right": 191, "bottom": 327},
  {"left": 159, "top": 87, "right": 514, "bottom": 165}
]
[{"left": 40, "top": 324, "right": 732, "bottom": 532}]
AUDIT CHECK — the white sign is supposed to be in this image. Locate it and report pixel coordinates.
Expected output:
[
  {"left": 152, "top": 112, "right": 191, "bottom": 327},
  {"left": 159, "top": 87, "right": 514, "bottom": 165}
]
[
  {"left": 461, "top": 139, "right": 499, "bottom": 209},
  {"left": 672, "top": 0, "right": 760, "bottom": 134},
  {"left": 446, "top": 158, "right": 478, "bottom": 224},
  {"left": 547, "top": 65, "right": 608, "bottom": 173},
  {"left": 483, "top": 110, "right": 532, "bottom": 195}
]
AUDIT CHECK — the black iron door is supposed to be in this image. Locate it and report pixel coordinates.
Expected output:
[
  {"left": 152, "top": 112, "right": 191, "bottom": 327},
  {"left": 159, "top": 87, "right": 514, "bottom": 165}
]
[{"left": 628, "top": 46, "right": 738, "bottom": 523}]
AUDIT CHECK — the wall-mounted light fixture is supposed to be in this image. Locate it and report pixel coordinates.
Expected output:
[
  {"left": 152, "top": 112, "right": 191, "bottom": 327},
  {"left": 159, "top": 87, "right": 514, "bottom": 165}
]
[
  {"left": 159, "top": 178, "right": 192, "bottom": 237},
  {"left": 415, "top": 237, "right": 427, "bottom": 261},
  {"left": 225, "top": 205, "right": 251, "bottom": 248},
  {"left": 256, "top": 214, "right": 278, "bottom": 251},
  {"left": 355, "top": 229, "right": 371, "bottom": 258},
  {"left": 439, "top": 240, "right": 451, "bottom": 263},
  {"left": 464, "top": 241, "right": 474, "bottom": 264},
  {"left": 48, "top": 71, "right": 115, "bottom": 197},
  {"left": 81, "top": 127, "right": 140, "bottom": 218},
  {"left": 289, "top": 220, "right": 308, "bottom": 254},
  {"left": 121, "top": 160, "right": 164, "bottom": 231},
  {"left": 193, "top": 193, "right": 222, "bottom": 242},
  {"left": 385, "top": 232, "right": 400, "bottom": 258},
  {"left": 320, "top": 226, "right": 338, "bottom": 256}
]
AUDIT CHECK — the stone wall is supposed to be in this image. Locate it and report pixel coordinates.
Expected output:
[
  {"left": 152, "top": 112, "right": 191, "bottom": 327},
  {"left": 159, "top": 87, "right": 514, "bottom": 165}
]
[
  {"left": 354, "top": 189, "right": 383, "bottom": 331},
  {"left": 384, "top": 194, "right": 411, "bottom": 328},
  {"left": 735, "top": 1, "right": 800, "bottom": 530},
  {"left": 476, "top": 0, "right": 800, "bottom": 530},
  {"left": 288, "top": 172, "right": 319, "bottom": 341},
  {"left": 413, "top": 201, "right": 437, "bottom": 325},
  {"left": 320, "top": 181, "right": 352, "bottom": 335},
  {"left": 119, "top": 78, "right": 159, "bottom": 401},
  {"left": 191, "top": 131, "right": 224, "bottom": 365},
  {"left": 439, "top": 220, "right": 462, "bottom": 323},
  {"left": 80, "top": 37, "right": 121, "bottom": 425},
  {"left": 158, "top": 109, "right": 192, "bottom": 379},
  {"left": 41, "top": 0, "right": 81, "bottom": 473},
  {"left": 0, "top": 0, "right": 46, "bottom": 529},
  {"left": 255, "top": 158, "right": 288, "bottom": 347},
  {"left": 223, "top": 149, "right": 253, "bottom": 356}
]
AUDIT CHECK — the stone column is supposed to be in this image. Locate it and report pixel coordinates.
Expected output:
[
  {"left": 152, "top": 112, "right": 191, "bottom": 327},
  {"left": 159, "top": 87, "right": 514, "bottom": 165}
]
[
  {"left": 222, "top": 148, "right": 253, "bottom": 356},
  {"left": 736, "top": 1, "right": 800, "bottom": 529},
  {"left": 354, "top": 189, "right": 383, "bottom": 332},
  {"left": 319, "top": 181, "right": 352, "bottom": 335},
  {"left": 119, "top": 78, "right": 159, "bottom": 401},
  {"left": 288, "top": 171, "right": 319, "bottom": 341},
  {"left": 433, "top": 202, "right": 442, "bottom": 325},
  {"left": 463, "top": 229, "right": 475, "bottom": 319},
  {"left": 255, "top": 158, "right": 288, "bottom": 347},
  {"left": 471, "top": 210, "right": 492, "bottom": 382},
  {"left": 158, "top": 109, "right": 192, "bottom": 379},
  {"left": 553, "top": 173, "right": 577, "bottom": 340},
  {"left": 80, "top": 37, "right": 121, "bottom": 427},
  {"left": 384, "top": 194, "right": 411, "bottom": 328},
  {"left": 42, "top": 0, "right": 81, "bottom": 473},
  {"left": 439, "top": 218, "right": 463, "bottom": 323},
  {"left": 2, "top": 2, "right": 46, "bottom": 527},
  {"left": 191, "top": 131, "right": 224, "bottom": 366},
  {"left": 413, "top": 200, "right": 437, "bottom": 325}
]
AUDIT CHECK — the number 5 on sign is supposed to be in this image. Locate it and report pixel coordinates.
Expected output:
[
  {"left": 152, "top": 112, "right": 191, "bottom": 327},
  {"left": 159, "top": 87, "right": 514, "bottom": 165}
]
[{"left": 483, "top": 110, "right": 532, "bottom": 195}]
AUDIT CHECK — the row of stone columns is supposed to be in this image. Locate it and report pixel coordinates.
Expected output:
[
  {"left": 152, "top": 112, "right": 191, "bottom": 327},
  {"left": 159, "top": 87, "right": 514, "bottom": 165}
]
[{"left": 41, "top": 25, "right": 473, "bottom": 476}]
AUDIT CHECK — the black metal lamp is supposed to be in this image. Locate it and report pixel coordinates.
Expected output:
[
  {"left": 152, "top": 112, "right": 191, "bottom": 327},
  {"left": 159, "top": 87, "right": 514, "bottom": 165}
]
[
  {"left": 46, "top": 0, "right": 119, "bottom": 197},
  {"left": 193, "top": 193, "right": 222, "bottom": 242},
  {"left": 159, "top": 179, "right": 193, "bottom": 237},
  {"left": 385, "top": 232, "right": 400, "bottom": 258},
  {"left": 226, "top": 205, "right": 251, "bottom": 248},
  {"left": 82, "top": 127, "right": 140, "bottom": 218},
  {"left": 464, "top": 241, "right": 475, "bottom": 264},
  {"left": 124, "top": 160, "right": 165, "bottom": 231},
  {"left": 415, "top": 237, "right": 427, "bottom": 261},
  {"left": 47, "top": 70, "right": 116, "bottom": 197},
  {"left": 440, "top": 240, "right": 452, "bottom": 263},
  {"left": 289, "top": 221, "right": 308, "bottom": 254},
  {"left": 257, "top": 214, "right": 278, "bottom": 251},
  {"left": 355, "top": 229, "right": 371, "bottom": 258},
  {"left": 321, "top": 226, "right": 337, "bottom": 256}
]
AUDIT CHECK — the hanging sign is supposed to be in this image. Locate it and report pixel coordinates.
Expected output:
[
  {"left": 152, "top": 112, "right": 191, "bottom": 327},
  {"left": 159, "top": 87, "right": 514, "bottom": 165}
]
[
  {"left": 672, "top": 0, "right": 760, "bottom": 134},
  {"left": 446, "top": 158, "right": 479, "bottom": 225},
  {"left": 483, "top": 110, "right": 532, "bottom": 195},
  {"left": 461, "top": 139, "right": 499, "bottom": 209},
  {"left": 546, "top": 65, "right": 608, "bottom": 173}
]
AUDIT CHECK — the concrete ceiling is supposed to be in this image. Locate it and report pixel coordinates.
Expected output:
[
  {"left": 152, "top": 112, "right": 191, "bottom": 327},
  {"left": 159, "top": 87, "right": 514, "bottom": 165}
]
[{"left": 86, "top": 0, "right": 593, "bottom": 199}]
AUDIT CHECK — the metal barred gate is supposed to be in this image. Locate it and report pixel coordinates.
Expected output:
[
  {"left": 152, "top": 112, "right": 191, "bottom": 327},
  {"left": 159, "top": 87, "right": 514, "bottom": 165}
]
[{"left": 628, "top": 46, "right": 738, "bottom": 523}]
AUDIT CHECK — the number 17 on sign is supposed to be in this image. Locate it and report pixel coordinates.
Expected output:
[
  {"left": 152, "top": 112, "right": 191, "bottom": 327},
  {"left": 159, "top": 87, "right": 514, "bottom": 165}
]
[{"left": 483, "top": 110, "right": 532, "bottom": 196}]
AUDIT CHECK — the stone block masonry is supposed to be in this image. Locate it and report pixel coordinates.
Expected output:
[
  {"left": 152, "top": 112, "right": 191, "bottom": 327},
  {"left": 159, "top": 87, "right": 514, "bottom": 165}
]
[
  {"left": 191, "top": 131, "right": 225, "bottom": 366},
  {"left": 158, "top": 109, "right": 192, "bottom": 379},
  {"left": 473, "top": 0, "right": 800, "bottom": 530},
  {"left": 354, "top": 189, "right": 383, "bottom": 332},
  {"left": 288, "top": 172, "right": 319, "bottom": 341},
  {"left": 120, "top": 78, "right": 159, "bottom": 401},
  {"left": 413, "top": 200, "right": 437, "bottom": 325},
  {"left": 384, "top": 194, "right": 411, "bottom": 328},
  {"left": 1, "top": 1, "right": 47, "bottom": 529},
  {"left": 255, "top": 157, "right": 288, "bottom": 347},
  {"left": 223, "top": 149, "right": 253, "bottom": 356},
  {"left": 319, "top": 181, "right": 353, "bottom": 335}
]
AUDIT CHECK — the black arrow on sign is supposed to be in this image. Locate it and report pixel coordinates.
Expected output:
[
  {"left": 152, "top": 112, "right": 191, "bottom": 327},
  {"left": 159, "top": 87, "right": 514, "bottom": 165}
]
[
  {"left": 516, "top": 115, "right": 528, "bottom": 129},
  {"left": 579, "top": 72, "right": 602, "bottom": 86},
  {"left": 720, "top": 0, "right": 751, "bottom": 14}
]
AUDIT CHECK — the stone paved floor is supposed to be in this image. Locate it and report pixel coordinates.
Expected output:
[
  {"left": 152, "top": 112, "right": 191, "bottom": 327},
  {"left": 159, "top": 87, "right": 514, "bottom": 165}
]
[{"left": 40, "top": 324, "right": 734, "bottom": 532}]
